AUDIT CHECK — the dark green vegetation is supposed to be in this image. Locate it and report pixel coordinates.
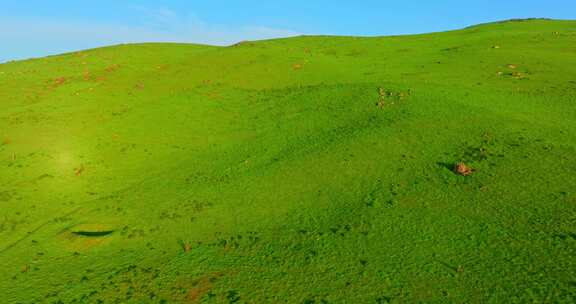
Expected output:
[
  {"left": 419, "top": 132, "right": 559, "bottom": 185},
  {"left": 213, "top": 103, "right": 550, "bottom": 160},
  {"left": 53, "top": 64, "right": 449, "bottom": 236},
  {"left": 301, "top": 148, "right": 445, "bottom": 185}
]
[{"left": 1, "top": 19, "right": 576, "bottom": 303}]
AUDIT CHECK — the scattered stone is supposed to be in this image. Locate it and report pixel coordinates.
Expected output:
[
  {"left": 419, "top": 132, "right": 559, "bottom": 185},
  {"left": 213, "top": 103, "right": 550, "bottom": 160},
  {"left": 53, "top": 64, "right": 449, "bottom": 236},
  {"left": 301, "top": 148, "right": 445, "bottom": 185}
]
[
  {"left": 376, "top": 87, "right": 411, "bottom": 108},
  {"left": 511, "top": 71, "right": 527, "bottom": 79},
  {"left": 378, "top": 87, "right": 386, "bottom": 97}
]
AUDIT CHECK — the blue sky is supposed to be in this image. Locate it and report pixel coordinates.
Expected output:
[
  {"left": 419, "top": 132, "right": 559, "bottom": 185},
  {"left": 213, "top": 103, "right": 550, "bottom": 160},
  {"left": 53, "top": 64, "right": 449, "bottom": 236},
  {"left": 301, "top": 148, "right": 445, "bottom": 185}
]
[{"left": 1, "top": 0, "right": 575, "bottom": 62}]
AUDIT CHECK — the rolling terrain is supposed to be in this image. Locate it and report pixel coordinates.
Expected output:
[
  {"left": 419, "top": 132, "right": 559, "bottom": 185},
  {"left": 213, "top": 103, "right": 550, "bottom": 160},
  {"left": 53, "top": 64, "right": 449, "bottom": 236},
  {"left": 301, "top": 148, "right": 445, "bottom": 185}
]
[{"left": 1, "top": 19, "right": 576, "bottom": 303}]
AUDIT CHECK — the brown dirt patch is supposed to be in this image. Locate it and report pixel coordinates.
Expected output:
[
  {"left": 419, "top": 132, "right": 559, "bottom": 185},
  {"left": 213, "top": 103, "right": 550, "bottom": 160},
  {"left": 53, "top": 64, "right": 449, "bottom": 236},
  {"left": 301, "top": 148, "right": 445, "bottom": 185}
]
[
  {"left": 454, "top": 162, "right": 474, "bottom": 176},
  {"left": 51, "top": 77, "right": 67, "bottom": 88},
  {"left": 105, "top": 64, "right": 120, "bottom": 73},
  {"left": 74, "top": 165, "right": 85, "bottom": 176},
  {"left": 182, "top": 272, "right": 224, "bottom": 303}
]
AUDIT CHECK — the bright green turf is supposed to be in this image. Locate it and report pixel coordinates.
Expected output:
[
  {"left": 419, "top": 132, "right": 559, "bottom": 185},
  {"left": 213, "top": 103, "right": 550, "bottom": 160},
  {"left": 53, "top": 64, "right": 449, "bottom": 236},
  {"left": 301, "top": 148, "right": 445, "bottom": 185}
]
[{"left": 1, "top": 19, "right": 576, "bottom": 303}]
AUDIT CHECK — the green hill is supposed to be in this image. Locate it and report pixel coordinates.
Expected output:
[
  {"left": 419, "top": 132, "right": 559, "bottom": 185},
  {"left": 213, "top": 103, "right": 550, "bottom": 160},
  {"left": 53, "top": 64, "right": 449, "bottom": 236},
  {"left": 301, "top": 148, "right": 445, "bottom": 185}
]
[{"left": 1, "top": 19, "right": 575, "bottom": 303}]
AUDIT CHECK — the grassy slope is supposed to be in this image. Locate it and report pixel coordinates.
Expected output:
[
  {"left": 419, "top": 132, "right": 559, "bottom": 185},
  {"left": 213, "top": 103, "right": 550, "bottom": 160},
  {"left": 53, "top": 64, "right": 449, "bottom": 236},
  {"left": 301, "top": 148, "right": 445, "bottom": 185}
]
[{"left": 0, "top": 19, "right": 575, "bottom": 303}]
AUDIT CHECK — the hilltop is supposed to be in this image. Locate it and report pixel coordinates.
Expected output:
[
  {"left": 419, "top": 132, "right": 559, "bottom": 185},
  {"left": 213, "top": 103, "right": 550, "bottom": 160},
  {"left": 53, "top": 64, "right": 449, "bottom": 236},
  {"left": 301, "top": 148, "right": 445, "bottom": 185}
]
[{"left": 1, "top": 19, "right": 575, "bottom": 303}]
